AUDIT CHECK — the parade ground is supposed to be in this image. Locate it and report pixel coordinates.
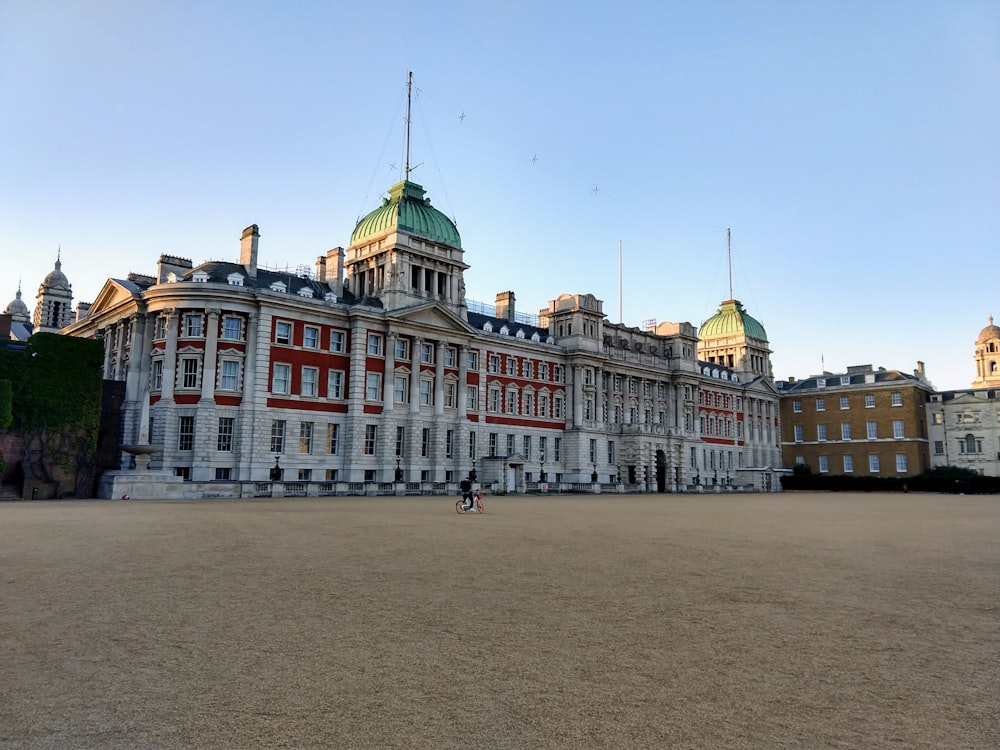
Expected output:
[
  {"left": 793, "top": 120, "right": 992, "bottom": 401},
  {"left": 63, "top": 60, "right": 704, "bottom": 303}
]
[{"left": 1, "top": 493, "right": 997, "bottom": 749}]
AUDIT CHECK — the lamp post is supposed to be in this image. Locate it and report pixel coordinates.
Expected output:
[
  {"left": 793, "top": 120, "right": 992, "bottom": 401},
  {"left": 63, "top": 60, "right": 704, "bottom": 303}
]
[
  {"left": 394, "top": 456, "right": 403, "bottom": 482},
  {"left": 616, "top": 464, "right": 622, "bottom": 483},
  {"left": 270, "top": 455, "right": 282, "bottom": 481},
  {"left": 470, "top": 459, "right": 477, "bottom": 483},
  {"left": 591, "top": 463, "right": 598, "bottom": 483},
  {"left": 539, "top": 460, "right": 545, "bottom": 483}
]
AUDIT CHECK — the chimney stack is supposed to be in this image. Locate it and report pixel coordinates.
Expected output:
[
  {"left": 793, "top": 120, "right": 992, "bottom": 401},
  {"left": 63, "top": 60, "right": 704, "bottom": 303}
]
[
  {"left": 240, "top": 224, "right": 259, "bottom": 277},
  {"left": 495, "top": 291, "right": 516, "bottom": 322}
]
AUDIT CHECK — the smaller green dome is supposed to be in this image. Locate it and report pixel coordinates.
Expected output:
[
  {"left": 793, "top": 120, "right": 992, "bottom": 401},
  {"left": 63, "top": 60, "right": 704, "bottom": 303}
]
[
  {"left": 699, "top": 299, "right": 768, "bottom": 341},
  {"left": 351, "top": 180, "right": 461, "bottom": 249}
]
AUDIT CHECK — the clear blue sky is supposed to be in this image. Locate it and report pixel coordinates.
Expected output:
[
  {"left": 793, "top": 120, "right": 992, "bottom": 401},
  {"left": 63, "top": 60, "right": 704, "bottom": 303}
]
[{"left": 2, "top": 1, "right": 997, "bottom": 390}]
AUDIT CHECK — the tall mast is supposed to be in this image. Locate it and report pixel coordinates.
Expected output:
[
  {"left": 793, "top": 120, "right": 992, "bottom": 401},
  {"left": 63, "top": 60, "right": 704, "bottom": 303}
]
[
  {"left": 727, "top": 227, "right": 733, "bottom": 300},
  {"left": 405, "top": 71, "right": 412, "bottom": 181}
]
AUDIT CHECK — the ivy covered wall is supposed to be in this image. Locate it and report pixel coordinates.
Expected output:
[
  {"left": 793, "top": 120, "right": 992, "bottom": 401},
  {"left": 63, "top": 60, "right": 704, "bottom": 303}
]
[{"left": 0, "top": 333, "right": 104, "bottom": 498}]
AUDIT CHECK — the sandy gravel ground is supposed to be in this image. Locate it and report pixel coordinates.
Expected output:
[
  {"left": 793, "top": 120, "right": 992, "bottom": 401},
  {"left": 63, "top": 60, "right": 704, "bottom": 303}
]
[{"left": 1, "top": 492, "right": 997, "bottom": 750}]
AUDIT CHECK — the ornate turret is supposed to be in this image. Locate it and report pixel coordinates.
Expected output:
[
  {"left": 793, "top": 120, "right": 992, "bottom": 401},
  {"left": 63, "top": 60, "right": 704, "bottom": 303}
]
[
  {"left": 972, "top": 314, "right": 1000, "bottom": 388},
  {"left": 34, "top": 254, "right": 74, "bottom": 333}
]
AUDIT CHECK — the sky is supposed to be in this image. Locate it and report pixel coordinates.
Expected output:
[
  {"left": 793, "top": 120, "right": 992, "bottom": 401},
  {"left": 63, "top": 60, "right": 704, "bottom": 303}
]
[{"left": 2, "top": 1, "right": 997, "bottom": 391}]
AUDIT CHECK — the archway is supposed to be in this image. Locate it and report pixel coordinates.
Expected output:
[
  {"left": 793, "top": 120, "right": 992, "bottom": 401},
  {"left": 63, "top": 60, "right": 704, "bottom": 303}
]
[{"left": 655, "top": 450, "right": 667, "bottom": 493}]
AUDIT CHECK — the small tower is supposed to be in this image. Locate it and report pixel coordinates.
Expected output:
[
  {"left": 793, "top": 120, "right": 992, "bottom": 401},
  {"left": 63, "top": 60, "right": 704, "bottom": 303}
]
[
  {"left": 34, "top": 253, "right": 74, "bottom": 333},
  {"left": 972, "top": 315, "right": 1000, "bottom": 388}
]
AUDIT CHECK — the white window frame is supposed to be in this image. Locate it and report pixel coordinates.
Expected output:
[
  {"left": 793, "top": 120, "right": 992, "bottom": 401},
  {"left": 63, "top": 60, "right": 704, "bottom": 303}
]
[{"left": 272, "top": 363, "right": 291, "bottom": 395}]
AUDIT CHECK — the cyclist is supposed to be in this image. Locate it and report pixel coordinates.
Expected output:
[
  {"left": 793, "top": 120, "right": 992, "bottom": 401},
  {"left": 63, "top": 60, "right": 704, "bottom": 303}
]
[{"left": 459, "top": 476, "right": 474, "bottom": 511}]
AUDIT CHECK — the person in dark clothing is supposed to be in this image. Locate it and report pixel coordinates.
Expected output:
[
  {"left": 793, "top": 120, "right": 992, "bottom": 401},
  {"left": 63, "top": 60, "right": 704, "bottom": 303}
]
[{"left": 459, "top": 477, "right": 474, "bottom": 510}]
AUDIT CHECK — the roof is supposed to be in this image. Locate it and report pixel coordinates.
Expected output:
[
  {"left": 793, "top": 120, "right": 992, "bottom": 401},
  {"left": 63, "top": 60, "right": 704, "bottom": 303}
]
[
  {"left": 699, "top": 299, "right": 767, "bottom": 341},
  {"left": 977, "top": 315, "right": 1000, "bottom": 345},
  {"left": 467, "top": 311, "right": 551, "bottom": 343},
  {"left": 777, "top": 368, "right": 930, "bottom": 393},
  {"left": 350, "top": 180, "right": 461, "bottom": 249}
]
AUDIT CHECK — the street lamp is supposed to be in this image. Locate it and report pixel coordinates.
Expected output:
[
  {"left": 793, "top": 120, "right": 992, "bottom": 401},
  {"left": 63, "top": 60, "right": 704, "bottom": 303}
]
[
  {"left": 591, "top": 463, "right": 598, "bottom": 483},
  {"left": 270, "top": 455, "right": 282, "bottom": 481},
  {"left": 539, "top": 460, "right": 545, "bottom": 483},
  {"left": 470, "top": 459, "right": 477, "bottom": 482},
  {"left": 616, "top": 464, "right": 622, "bottom": 483},
  {"left": 395, "top": 456, "right": 403, "bottom": 482}
]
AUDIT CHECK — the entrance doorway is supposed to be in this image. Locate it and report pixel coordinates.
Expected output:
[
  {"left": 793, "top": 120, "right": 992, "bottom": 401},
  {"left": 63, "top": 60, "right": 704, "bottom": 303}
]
[{"left": 655, "top": 450, "right": 667, "bottom": 492}]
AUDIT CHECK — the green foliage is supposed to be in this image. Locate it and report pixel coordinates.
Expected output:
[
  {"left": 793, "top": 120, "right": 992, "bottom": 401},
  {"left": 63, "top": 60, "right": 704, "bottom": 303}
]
[
  {"left": 792, "top": 462, "right": 813, "bottom": 477},
  {"left": 0, "top": 334, "right": 104, "bottom": 496},
  {"left": 0, "top": 378, "right": 12, "bottom": 430}
]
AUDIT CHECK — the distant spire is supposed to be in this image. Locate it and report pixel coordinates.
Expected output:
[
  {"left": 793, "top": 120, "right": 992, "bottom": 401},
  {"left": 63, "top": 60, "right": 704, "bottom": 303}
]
[
  {"left": 727, "top": 228, "right": 733, "bottom": 300},
  {"left": 405, "top": 71, "right": 413, "bottom": 181}
]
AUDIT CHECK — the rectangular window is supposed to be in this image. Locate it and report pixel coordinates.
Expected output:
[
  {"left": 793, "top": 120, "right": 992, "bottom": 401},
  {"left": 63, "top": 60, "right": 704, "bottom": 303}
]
[
  {"left": 523, "top": 360, "right": 533, "bottom": 379},
  {"left": 421, "top": 428, "right": 430, "bottom": 457},
  {"left": 895, "top": 454, "right": 908, "bottom": 473},
  {"left": 792, "top": 399, "right": 802, "bottom": 413},
  {"left": 869, "top": 454, "right": 880, "bottom": 473},
  {"left": 217, "top": 417, "right": 234, "bottom": 451},
  {"left": 539, "top": 393, "right": 549, "bottom": 418},
  {"left": 446, "top": 430, "right": 454, "bottom": 459},
  {"left": 539, "top": 363, "right": 549, "bottom": 381},
  {"left": 367, "top": 333, "right": 383, "bottom": 356},
  {"left": 467, "top": 350, "right": 478, "bottom": 370},
  {"left": 299, "top": 421, "right": 314, "bottom": 453},
  {"left": 505, "top": 390, "right": 516, "bottom": 413},
  {"left": 554, "top": 437, "right": 562, "bottom": 461},
  {"left": 219, "top": 360, "right": 240, "bottom": 391},
  {"left": 892, "top": 420, "right": 904, "bottom": 439},
  {"left": 841, "top": 422, "right": 852, "bottom": 440},
  {"left": 364, "top": 424, "right": 377, "bottom": 455},
  {"left": 215, "top": 467, "right": 232, "bottom": 480},
  {"left": 366, "top": 373, "right": 381, "bottom": 401},
  {"left": 328, "top": 423, "right": 340, "bottom": 454},
  {"left": 330, "top": 330, "right": 346, "bottom": 353},
  {"left": 866, "top": 421, "right": 878, "bottom": 439},
  {"left": 222, "top": 316, "right": 241, "bottom": 340},
  {"left": 793, "top": 425, "right": 804, "bottom": 442},
  {"left": 444, "top": 382, "right": 456, "bottom": 408},
  {"left": 154, "top": 315, "right": 167, "bottom": 339},
  {"left": 554, "top": 396, "right": 564, "bottom": 419},
  {"left": 275, "top": 320, "right": 292, "bottom": 344},
  {"left": 931, "top": 412, "right": 943, "bottom": 425},
  {"left": 523, "top": 435, "right": 531, "bottom": 460},
  {"left": 488, "top": 433, "right": 497, "bottom": 457},
  {"left": 420, "top": 342, "right": 433, "bottom": 364},
  {"left": 301, "top": 366, "right": 319, "bottom": 397},
  {"left": 395, "top": 338, "right": 409, "bottom": 360},
  {"left": 419, "top": 379, "right": 433, "bottom": 406},
  {"left": 539, "top": 436, "right": 547, "bottom": 461},
  {"left": 303, "top": 325, "right": 320, "bottom": 349},
  {"left": 184, "top": 313, "right": 204, "bottom": 338},
  {"left": 864, "top": 394, "right": 876, "bottom": 408},
  {"left": 328, "top": 370, "right": 344, "bottom": 399},
  {"left": 488, "top": 355, "right": 500, "bottom": 374},
  {"left": 554, "top": 366, "right": 565, "bottom": 383},
  {"left": 270, "top": 420, "right": 285, "bottom": 453},
  {"left": 589, "top": 439, "right": 597, "bottom": 464},
  {"left": 840, "top": 396, "right": 850, "bottom": 410},
  {"left": 151, "top": 359, "right": 163, "bottom": 390},
  {"left": 506, "top": 434, "right": 515, "bottom": 456},
  {"left": 444, "top": 347, "right": 456, "bottom": 367},
  {"left": 298, "top": 469, "right": 312, "bottom": 481},
  {"left": 607, "top": 440, "right": 614, "bottom": 465},
  {"left": 843, "top": 455, "right": 854, "bottom": 472},
  {"left": 488, "top": 388, "right": 501, "bottom": 412},
  {"left": 178, "top": 416, "right": 194, "bottom": 451},
  {"left": 395, "top": 426, "right": 405, "bottom": 457},
  {"left": 817, "top": 424, "right": 827, "bottom": 441},
  {"left": 272, "top": 363, "right": 291, "bottom": 395},
  {"left": 523, "top": 392, "right": 534, "bottom": 416},
  {"left": 181, "top": 357, "right": 199, "bottom": 388},
  {"left": 394, "top": 376, "right": 408, "bottom": 404},
  {"left": 818, "top": 456, "right": 829, "bottom": 473},
  {"left": 933, "top": 440, "right": 944, "bottom": 455},
  {"left": 891, "top": 392, "right": 903, "bottom": 407},
  {"left": 466, "top": 385, "right": 478, "bottom": 411},
  {"left": 815, "top": 398, "right": 825, "bottom": 412},
  {"left": 468, "top": 431, "right": 476, "bottom": 460}
]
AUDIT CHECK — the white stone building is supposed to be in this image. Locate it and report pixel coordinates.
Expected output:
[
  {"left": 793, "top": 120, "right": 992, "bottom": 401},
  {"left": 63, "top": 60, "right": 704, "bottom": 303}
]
[{"left": 60, "top": 177, "right": 783, "bottom": 497}]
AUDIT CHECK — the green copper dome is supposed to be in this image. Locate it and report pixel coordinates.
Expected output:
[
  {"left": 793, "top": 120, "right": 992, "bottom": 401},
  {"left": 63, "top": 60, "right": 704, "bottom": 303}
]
[
  {"left": 351, "top": 180, "right": 461, "bottom": 249},
  {"left": 699, "top": 299, "right": 768, "bottom": 341}
]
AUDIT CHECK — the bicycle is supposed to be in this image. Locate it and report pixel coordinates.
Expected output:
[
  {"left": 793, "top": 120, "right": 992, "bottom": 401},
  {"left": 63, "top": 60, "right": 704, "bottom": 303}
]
[{"left": 456, "top": 492, "right": 485, "bottom": 514}]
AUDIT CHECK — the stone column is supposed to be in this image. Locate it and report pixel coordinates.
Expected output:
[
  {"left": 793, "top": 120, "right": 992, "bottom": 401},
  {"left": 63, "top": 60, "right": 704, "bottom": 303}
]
[
  {"left": 114, "top": 320, "right": 128, "bottom": 380},
  {"left": 409, "top": 336, "right": 422, "bottom": 413},
  {"left": 434, "top": 341, "right": 445, "bottom": 415},
  {"left": 572, "top": 364, "right": 583, "bottom": 428},
  {"left": 200, "top": 309, "right": 220, "bottom": 403},
  {"left": 458, "top": 344, "right": 469, "bottom": 418},
  {"left": 384, "top": 332, "right": 398, "bottom": 408},
  {"left": 101, "top": 326, "right": 114, "bottom": 379},
  {"left": 160, "top": 309, "right": 178, "bottom": 403}
]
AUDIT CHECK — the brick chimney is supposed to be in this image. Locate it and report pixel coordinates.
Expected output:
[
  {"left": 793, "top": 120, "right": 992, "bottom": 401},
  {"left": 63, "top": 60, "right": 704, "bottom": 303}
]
[{"left": 240, "top": 224, "right": 260, "bottom": 277}]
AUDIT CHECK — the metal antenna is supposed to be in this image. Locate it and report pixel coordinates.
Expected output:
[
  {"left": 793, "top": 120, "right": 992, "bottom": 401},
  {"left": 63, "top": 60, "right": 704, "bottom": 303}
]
[
  {"left": 727, "top": 227, "right": 733, "bottom": 300},
  {"left": 405, "top": 71, "right": 412, "bottom": 181}
]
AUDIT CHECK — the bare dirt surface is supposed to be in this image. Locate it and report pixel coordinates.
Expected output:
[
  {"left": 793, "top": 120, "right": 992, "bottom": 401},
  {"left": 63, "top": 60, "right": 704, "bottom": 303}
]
[{"left": 1, "top": 493, "right": 997, "bottom": 749}]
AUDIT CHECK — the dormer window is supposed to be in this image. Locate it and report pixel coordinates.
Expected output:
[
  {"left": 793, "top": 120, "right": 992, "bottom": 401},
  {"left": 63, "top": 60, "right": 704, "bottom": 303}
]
[
  {"left": 499, "top": 325, "right": 509, "bottom": 336},
  {"left": 192, "top": 270, "right": 209, "bottom": 283},
  {"left": 227, "top": 273, "right": 244, "bottom": 287},
  {"left": 530, "top": 332, "right": 540, "bottom": 342},
  {"left": 483, "top": 321, "right": 493, "bottom": 332},
  {"left": 270, "top": 281, "right": 287, "bottom": 293},
  {"left": 515, "top": 329, "right": 525, "bottom": 339},
  {"left": 167, "top": 272, "right": 179, "bottom": 283},
  {"left": 297, "top": 287, "right": 314, "bottom": 298},
  {"left": 324, "top": 292, "right": 337, "bottom": 302}
]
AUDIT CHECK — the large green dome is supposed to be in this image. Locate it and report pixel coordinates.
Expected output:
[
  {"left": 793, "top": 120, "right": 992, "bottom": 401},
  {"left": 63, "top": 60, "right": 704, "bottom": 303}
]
[
  {"left": 699, "top": 299, "right": 768, "bottom": 341},
  {"left": 351, "top": 180, "right": 461, "bottom": 249}
]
